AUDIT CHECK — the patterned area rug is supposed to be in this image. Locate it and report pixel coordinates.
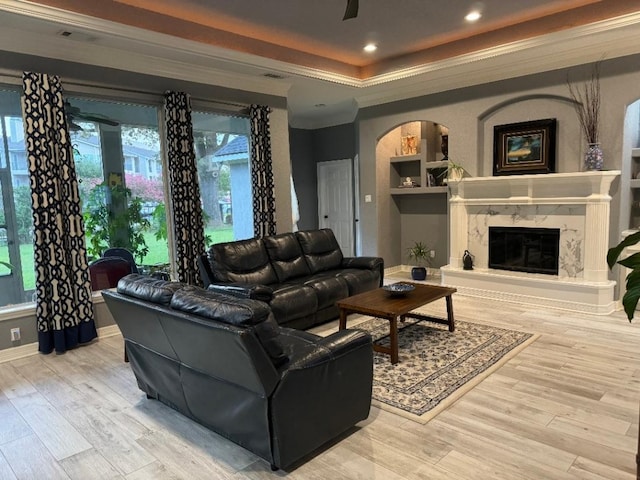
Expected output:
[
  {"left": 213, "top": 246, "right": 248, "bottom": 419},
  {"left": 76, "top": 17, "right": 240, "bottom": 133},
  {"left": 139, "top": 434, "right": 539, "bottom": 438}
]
[{"left": 354, "top": 316, "right": 538, "bottom": 423}]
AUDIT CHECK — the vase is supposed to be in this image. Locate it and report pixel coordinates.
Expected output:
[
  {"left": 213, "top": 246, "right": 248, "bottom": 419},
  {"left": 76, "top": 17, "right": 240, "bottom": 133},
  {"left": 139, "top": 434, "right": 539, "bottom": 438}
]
[
  {"left": 411, "top": 266, "right": 427, "bottom": 280},
  {"left": 584, "top": 143, "right": 603, "bottom": 171}
]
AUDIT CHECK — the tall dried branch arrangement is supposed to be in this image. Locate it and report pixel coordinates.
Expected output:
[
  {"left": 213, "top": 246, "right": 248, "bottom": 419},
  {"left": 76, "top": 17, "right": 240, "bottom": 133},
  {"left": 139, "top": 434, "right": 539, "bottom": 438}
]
[{"left": 567, "top": 62, "right": 601, "bottom": 144}]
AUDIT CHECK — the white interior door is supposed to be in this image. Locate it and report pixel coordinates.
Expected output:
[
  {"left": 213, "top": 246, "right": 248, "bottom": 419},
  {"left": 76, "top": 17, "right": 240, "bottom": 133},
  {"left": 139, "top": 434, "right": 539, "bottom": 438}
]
[{"left": 317, "top": 159, "right": 354, "bottom": 255}]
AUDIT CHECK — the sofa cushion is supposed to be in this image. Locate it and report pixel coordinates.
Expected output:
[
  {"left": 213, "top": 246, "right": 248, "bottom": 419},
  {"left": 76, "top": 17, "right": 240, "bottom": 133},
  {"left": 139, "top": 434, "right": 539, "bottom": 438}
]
[
  {"left": 116, "top": 274, "right": 185, "bottom": 305},
  {"left": 302, "top": 274, "right": 349, "bottom": 309},
  {"left": 208, "top": 238, "right": 278, "bottom": 285},
  {"left": 270, "top": 284, "right": 318, "bottom": 325},
  {"left": 263, "top": 232, "right": 311, "bottom": 282},
  {"left": 295, "top": 229, "right": 344, "bottom": 274},
  {"left": 171, "top": 286, "right": 287, "bottom": 366}
]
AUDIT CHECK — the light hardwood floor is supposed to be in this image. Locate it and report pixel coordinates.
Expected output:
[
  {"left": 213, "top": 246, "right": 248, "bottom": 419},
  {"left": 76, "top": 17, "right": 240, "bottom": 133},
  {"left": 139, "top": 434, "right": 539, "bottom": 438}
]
[{"left": 1, "top": 286, "right": 639, "bottom": 479}]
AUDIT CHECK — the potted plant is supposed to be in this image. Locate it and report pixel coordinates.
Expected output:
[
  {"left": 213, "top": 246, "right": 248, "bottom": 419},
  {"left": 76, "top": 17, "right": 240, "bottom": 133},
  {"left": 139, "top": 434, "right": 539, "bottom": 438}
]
[
  {"left": 438, "top": 159, "right": 467, "bottom": 183},
  {"left": 407, "top": 241, "right": 433, "bottom": 280},
  {"left": 607, "top": 230, "right": 640, "bottom": 320},
  {"left": 83, "top": 182, "right": 151, "bottom": 263}
]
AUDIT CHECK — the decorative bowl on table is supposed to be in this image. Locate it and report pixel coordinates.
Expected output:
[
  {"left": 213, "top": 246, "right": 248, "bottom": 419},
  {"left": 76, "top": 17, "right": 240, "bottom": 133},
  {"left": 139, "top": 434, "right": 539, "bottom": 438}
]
[{"left": 382, "top": 282, "right": 415, "bottom": 297}]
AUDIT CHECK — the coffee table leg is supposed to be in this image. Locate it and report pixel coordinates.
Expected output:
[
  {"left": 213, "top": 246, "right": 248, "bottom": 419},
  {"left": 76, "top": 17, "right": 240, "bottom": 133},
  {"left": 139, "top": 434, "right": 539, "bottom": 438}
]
[
  {"left": 390, "top": 316, "right": 399, "bottom": 364},
  {"left": 339, "top": 309, "right": 348, "bottom": 331},
  {"left": 446, "top": 295, "right": 455, "bottom": 332}
]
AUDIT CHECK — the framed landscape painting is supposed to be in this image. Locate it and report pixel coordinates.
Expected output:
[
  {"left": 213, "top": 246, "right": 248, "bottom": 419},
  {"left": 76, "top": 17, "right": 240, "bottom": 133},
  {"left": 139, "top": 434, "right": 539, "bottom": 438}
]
[{"left": 493, "top": 118, "right": 557, "bottom": 175}]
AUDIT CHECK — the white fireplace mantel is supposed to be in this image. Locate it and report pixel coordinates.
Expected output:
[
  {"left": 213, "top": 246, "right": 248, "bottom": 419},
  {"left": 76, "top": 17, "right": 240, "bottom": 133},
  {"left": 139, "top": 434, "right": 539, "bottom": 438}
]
[
  {"left": 448, "top": 170, "right": 620, "bottom": 205},
  {"left": 442, "top": 170, "right": 620, "bottom": 315}
]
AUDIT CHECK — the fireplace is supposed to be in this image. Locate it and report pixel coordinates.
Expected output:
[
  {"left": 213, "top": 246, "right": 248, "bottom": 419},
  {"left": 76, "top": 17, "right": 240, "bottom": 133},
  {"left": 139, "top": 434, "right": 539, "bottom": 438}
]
[
  {"left": 441, "top": 171, "right": 620, "bottom": 314},
  {"left": 488, "top": 226, "right": 559, "bottom": 275}
]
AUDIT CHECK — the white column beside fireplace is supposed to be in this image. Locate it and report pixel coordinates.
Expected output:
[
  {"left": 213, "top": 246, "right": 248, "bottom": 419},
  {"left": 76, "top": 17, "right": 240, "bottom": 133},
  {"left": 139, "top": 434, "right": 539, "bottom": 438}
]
[{"left": 441, "top": 171, "right": 620, "bottom": 314}]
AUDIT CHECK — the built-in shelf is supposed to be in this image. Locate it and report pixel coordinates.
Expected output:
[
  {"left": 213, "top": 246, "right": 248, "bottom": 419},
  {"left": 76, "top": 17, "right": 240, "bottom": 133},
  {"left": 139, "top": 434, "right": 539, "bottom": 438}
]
[
  {"left": 631, "top": 179, "right": 640, "bottom": 189},
  {"left": 390, "top": 154, "right": 421, "bottom": 163},
  {"left": 390, "top": 186, "right": 448, "bottom": 195},
  {"left": 632, "top": 148, "right": 640, "bottom": 157}
]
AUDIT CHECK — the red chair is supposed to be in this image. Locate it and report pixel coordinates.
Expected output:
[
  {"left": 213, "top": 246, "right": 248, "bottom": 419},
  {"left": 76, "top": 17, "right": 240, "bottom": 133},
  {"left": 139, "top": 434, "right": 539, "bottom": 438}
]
[{"left": 89, "top": 257, "right": 132, "bottom": 291}]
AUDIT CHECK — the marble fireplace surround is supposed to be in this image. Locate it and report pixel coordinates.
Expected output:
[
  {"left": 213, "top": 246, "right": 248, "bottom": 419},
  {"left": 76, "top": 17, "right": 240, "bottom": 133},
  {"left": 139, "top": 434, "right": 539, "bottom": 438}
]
[{"left": 441, "top": 171, "right": 620, "bottom": 314}]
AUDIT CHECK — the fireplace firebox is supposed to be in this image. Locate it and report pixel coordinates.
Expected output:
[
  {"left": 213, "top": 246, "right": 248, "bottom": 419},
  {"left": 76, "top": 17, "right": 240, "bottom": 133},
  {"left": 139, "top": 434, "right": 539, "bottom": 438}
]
[{"left": 488, "top": 226, "right": 559, "bottom": 275}]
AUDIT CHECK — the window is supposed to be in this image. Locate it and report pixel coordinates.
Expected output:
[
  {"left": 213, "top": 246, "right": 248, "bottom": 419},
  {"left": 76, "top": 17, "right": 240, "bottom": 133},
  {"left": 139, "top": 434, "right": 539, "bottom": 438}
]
[
  {"left": 69, "top": 97, "right": 169, "bottom": 269},
  {"left": 0, "top": 89, "right": 34, "bottom": 305},
  {"left": 192, "top": 110, "right": 252, "bottom": 243},
  {"left": 0, "top": 88, "right": 249, "bottom": 307}
]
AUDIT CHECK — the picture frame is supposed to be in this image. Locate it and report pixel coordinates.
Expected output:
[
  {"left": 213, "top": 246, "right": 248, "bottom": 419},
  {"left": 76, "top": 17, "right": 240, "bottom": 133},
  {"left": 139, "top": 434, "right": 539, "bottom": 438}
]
[
  {"left": 401, "top": 134, "right": 418, "bottom": 155},
  {"left": 493, "top": 118, "right": 556, "bottom": 176}
]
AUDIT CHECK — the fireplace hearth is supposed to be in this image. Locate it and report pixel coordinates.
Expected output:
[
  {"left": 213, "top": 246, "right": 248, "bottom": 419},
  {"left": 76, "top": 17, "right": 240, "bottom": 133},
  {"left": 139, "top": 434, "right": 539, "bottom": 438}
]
[{"left": 488, "top": 226, "right": 559, "bottom": 275}]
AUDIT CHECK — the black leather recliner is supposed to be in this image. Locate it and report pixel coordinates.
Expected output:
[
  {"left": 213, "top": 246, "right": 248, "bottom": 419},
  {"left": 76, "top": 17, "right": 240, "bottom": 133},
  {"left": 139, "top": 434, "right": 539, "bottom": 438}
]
[
  {"left": 198, "top": 228, "right": 384, "bottom": 330},
  {"left": 102, "top": 274, "right": 373, "bottom": 471}
]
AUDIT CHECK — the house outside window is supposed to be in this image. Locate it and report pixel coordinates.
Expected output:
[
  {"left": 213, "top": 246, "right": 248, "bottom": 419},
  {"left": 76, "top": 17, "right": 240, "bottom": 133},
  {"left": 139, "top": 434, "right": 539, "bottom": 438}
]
[{"left": 192, "top": 110, "right": 252, "bottom": 244}]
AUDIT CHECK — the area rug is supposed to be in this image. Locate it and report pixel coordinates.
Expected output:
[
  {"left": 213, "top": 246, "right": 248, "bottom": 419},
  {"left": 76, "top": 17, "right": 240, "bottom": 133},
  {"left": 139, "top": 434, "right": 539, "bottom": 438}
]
[{"left": 354, "top": 316, "right": 538, "bottom": 424}]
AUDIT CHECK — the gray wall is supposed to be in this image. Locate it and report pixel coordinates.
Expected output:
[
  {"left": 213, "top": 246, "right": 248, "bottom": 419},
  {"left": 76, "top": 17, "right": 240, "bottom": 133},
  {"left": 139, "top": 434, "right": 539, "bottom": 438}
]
[
  {"left": 289, "top": 123, "right": 356, "bottom": 231},
  {"left": 356, "top": 55, "right": 640, "bottom": 274},
  {"left": 289, "top": 128, "right": 317, "bottom": 230}
]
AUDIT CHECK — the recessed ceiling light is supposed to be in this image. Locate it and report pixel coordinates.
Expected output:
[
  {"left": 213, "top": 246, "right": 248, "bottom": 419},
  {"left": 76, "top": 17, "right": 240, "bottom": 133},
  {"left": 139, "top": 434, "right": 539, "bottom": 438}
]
[
  {"left": 363, "top": 43, "right": 377, "bottom": 53},
  {"left": 465, "top": 10, "right": 481, "bottom": 22}
]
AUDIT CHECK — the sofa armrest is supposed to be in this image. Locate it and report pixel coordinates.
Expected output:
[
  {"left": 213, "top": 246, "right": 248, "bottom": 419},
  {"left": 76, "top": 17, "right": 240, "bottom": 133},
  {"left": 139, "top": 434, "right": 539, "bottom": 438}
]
[
  {"left": 207, "top": 282, "right": 274, "bottom": 302},
  {"left": 270, "top": 328, "right": 373, "bottom": 468},
  {"left": 341, "top": 256, "right": 383, "bottom": 271},
  {"left": 341, "top": 256, "right": 384, "bottom": 286},
  {"left": 286, "top": 329, "right": 371, "bottom": 370}
]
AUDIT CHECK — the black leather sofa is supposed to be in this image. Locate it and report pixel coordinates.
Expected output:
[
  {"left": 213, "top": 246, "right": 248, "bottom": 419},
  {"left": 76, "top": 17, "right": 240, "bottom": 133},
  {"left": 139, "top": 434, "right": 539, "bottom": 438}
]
[
  {"left": 198, "top": 229, "right": 384, "bottom": 330},
  {"left": 102, "top": 274, "right": 373, "bottom": 471}
]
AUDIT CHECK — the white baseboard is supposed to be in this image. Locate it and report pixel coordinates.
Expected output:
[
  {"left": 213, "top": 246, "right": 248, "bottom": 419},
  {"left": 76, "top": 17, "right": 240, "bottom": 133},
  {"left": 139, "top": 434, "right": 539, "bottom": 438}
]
[{"left": 0, "top": 324, "right": 121, "bottom": 364}]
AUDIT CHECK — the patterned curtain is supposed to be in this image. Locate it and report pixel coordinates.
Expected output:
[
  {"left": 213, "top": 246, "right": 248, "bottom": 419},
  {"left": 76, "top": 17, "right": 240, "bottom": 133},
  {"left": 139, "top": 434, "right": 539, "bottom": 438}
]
[
  {"left": 164, "top": 91, "right": 205, "bottom": 285},
  {"left": 249, "top": 104, "right": 276, "bottom": 237},
  {"left": 21, "top": 72, "right": 96, "bottom": 354}
]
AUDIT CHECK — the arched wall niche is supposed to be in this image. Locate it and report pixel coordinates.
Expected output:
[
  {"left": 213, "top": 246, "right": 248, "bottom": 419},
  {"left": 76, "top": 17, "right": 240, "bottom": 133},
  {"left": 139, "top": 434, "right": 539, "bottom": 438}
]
[
  {"left": 375, "top": 119, "right": 450, "bottom": 270},
  {"left": 477, "top": 94, "right": 581, "bottom": 177}
]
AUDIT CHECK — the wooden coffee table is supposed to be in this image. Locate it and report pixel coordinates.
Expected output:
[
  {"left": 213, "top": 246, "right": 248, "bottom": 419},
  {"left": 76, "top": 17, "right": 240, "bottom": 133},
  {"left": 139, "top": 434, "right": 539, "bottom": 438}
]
[{"left": 337, "top": 283, "right": 457, "bottom": 364}]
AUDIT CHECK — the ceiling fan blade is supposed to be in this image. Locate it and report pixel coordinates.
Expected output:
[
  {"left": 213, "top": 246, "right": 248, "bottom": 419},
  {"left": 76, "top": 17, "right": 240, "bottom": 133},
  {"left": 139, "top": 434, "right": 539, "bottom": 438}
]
[
  {"left": 76, "top": 113, "right": 120, "bottom": 127},
  {"left": 343, "top": 0, "right": 358, "bottom": 20},
  {"left": 68, "top": 120, "right": 83, "bottom": 132}
]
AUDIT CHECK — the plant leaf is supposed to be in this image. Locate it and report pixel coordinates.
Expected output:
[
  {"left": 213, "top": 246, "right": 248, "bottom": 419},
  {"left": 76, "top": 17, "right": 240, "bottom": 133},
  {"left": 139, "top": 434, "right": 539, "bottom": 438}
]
[
  {"left": 622, "top": 282, "right": 640, "bottom": 321},
  {"left": 607, "top": 230, "right": 640, "bottom": 269},
  {"left": 618, "top": 252, "right": 640, "bottom": 270}
]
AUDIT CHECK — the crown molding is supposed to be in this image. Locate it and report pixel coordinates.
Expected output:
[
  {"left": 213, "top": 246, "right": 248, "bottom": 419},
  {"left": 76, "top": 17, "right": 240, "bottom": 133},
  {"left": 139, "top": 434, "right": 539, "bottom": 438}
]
[
  {"left": 360, "top": 11, "right": 640, "bottom": 87},
  {"left": 354, "top": 12, "right": 640, "bottom": 109},
  {"left": 5, "top": 1, "right": 640, "bottom": 91},
  {"left": 0, "top": 1, "right": 293, "bottom": 97}
]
